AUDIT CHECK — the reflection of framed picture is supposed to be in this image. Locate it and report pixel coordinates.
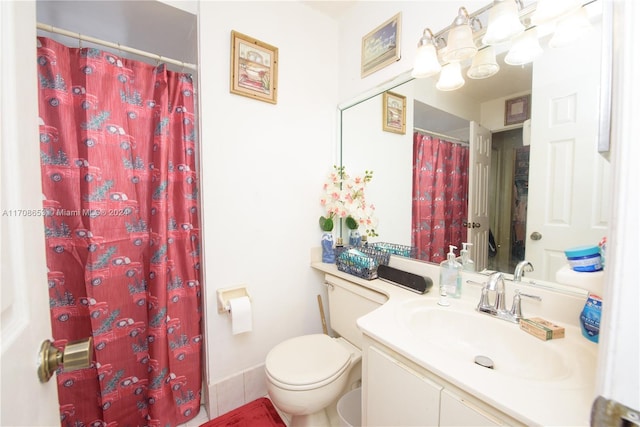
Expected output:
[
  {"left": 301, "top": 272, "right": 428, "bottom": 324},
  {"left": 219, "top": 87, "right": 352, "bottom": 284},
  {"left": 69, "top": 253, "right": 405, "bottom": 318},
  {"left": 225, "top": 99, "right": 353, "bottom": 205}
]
[
  {"left": 230, "top": 31, "right": 278, "bottom": 104},
  {"left": 361, "top": 13, "right": 401, "bottom": 78},
  {"left": 382, "top": 91, "right": 406, "bottom": 134},
  {"left": 505, "top": 95, "right": 530, "bottom": 125}
]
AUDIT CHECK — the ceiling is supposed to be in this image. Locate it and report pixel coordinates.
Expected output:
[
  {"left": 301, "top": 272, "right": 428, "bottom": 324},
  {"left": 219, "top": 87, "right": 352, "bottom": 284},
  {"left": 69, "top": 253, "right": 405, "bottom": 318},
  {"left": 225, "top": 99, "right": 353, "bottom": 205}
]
[{"left": 300, "top": 1, "right": 358, "bottom": 19}]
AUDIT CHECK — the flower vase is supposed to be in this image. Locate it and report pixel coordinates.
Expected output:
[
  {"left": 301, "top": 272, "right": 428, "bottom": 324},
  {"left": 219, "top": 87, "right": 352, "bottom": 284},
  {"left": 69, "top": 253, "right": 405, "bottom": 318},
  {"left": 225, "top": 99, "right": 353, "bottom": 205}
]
[
  {"left": 348, "top": 229, "right": 362, "bottom": 247},
  {"left": 321, "top": 232, "right": 336, "bottom": 263}
]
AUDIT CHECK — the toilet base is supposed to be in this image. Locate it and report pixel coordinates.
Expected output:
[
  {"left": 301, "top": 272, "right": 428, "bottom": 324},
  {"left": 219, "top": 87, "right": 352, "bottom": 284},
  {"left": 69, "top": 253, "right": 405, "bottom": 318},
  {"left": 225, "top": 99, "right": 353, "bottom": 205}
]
[{"left": 290, "top": 408, "right": 330, "bottom": 427}]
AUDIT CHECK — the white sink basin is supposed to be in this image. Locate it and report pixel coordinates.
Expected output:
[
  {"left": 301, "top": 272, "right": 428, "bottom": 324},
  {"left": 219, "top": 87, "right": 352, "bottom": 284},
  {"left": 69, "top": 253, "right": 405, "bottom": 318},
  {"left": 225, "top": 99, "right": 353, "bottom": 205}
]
[{"left": 398, "top": 299, "right": 593, "bottom": 382}]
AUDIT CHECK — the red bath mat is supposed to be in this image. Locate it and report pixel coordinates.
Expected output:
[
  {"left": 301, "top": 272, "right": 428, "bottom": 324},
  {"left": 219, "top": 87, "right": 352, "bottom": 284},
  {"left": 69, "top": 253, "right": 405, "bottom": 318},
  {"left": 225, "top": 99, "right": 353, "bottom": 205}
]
[{"left": 200, "top": 397, "right": 286, "bottom": 427}]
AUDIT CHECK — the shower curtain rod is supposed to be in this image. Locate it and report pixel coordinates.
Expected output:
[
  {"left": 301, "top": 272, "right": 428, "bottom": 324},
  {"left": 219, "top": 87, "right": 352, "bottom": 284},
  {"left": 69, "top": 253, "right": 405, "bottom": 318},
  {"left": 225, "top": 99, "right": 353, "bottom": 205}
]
[
  {"left": 36, "top": 22, "right": 197, "bottom": 71},
  {"left": 414, "top": 127, "right": 469, "bottom": 145}
]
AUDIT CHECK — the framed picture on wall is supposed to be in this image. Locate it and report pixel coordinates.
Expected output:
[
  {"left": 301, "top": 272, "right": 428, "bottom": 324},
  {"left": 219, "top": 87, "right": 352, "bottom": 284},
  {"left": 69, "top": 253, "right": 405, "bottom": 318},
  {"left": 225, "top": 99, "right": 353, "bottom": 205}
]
[
  {"left": 230, "top": 30, "right": 278, "bottom": 104},
  {"left": 504, "top": 95, "right": 531, "bottom": 125},
  {"left": 361, "top": 12, "right": 402, "bottom": 78},
  {"left": 382, "top": 91, "right": 406, "bottom": 134}
]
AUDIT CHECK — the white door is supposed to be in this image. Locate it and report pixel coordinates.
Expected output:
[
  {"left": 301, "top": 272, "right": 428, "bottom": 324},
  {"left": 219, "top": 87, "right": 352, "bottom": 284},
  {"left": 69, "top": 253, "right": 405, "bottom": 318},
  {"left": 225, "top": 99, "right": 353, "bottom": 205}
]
[
  {"left": 0, "top": 1, "right": 60, "bottom": 425},
  {"left": 467, "top": 121, "right": 492, "bottom": 271},
  {"left": 526, "top": 11, "right": 610, "bottom": 281}
]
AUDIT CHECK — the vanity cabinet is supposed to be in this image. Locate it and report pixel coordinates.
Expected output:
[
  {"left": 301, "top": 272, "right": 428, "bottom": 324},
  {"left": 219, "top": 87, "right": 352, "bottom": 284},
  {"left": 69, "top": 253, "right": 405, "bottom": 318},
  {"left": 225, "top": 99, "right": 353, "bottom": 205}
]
[
  {"left": 366, "top": 345, "right": 442, "bottom": 426},
  {"left": 439, "top": 390, "right": 507, "bottom": 426},
  {"left": 363, "top": 337, "right": 522, "bottom": 427}
]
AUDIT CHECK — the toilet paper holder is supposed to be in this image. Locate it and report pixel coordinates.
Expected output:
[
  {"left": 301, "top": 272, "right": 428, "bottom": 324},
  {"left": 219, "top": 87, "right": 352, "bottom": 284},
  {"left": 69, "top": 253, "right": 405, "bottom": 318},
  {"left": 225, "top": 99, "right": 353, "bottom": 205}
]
[{"left": 217, "top": 286, "right": 251, "bottom": 314}]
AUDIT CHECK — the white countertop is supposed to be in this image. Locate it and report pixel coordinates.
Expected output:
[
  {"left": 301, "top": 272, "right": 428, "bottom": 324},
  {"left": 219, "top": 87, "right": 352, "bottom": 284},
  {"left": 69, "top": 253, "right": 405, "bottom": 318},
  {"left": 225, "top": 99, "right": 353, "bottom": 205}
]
[{"left": 311, "top": 258, "right": 598, "bottom": 427}]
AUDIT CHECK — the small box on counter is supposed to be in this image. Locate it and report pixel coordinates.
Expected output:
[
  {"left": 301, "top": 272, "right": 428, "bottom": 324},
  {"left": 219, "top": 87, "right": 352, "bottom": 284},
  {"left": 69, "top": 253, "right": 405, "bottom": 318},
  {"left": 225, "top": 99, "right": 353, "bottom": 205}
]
[{"left": 520, "top": 317, "right": 565, "bottom": 341}]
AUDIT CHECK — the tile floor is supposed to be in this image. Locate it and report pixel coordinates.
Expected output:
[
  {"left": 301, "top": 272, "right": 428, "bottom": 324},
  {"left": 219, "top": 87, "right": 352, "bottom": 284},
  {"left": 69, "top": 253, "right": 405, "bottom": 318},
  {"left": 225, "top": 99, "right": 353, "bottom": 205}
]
[{"left": 177, "top": 405, "right": 209, "bottom": 427}]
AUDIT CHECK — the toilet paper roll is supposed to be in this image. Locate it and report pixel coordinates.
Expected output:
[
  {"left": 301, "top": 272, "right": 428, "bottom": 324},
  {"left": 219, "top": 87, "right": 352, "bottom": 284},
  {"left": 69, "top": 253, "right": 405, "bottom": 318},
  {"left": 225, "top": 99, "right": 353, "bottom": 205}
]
[{"left": 229, "top": 296, "right": 252, "bottom": 335}]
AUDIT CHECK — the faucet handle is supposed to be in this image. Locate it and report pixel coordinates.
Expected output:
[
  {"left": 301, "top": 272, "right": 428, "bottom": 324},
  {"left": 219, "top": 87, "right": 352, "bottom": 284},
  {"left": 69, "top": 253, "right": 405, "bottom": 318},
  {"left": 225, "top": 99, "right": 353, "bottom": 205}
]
[
  {"left": 509, "top": 289, "right": 542, "bottom": 321},
  {"left": 477, "top": 287, "right": 495, "bottom": 314}
]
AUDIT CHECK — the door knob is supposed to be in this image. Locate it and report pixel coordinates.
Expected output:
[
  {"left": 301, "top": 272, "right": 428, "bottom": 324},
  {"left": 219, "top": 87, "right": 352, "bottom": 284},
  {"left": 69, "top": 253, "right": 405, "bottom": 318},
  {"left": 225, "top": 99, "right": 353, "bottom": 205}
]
[
  {"left": 37, "top": 337, "right": 93, "bottom": 383},
  {"left": 530, "top": 232, "right": 542, "bottom": 241}
]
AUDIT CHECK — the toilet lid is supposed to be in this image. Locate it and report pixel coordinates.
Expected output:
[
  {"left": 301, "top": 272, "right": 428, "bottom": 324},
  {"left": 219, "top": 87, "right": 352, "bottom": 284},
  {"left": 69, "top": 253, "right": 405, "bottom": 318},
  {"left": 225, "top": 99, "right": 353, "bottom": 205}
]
[{"left": 265, "top": 334, "right": 351, "bottom": 386}]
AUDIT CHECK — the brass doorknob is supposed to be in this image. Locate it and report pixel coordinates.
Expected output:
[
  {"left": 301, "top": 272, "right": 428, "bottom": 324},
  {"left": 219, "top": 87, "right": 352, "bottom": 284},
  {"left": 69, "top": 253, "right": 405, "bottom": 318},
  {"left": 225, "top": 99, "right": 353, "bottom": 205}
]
[
  {"left": 530, "top": 232, "right": 542, "bottom": 241},
  {"left": 37, "top": 337, "right": 93, "bottom": 383}
]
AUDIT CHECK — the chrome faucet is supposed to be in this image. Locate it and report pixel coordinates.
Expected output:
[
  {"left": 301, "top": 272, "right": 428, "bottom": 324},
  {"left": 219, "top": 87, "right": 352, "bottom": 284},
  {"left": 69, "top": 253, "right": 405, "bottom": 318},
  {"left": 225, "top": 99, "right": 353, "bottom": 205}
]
[
  {"left": 513, "top": 260, "right": 534, "bottom": 282},
  {"left": 476, "top": 272, "right": 542, "bottom": 323}
]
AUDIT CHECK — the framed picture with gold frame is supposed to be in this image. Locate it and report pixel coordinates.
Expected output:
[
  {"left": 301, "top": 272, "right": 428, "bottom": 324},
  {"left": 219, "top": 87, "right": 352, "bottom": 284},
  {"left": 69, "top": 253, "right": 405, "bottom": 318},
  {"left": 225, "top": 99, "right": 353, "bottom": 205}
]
[
  {"left": 361, "top": 13, "right": 402, "bottom": 78},
  {"left": 230, "top": 31, "right": 278, "bottom": 104},
  {"left": 382, "top": 91, "right": 406, "bottom": 134}
]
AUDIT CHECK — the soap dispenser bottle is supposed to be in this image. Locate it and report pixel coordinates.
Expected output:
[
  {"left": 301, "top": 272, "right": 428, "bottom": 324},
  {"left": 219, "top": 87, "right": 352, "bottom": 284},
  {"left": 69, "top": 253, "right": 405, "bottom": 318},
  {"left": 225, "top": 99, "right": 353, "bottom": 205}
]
[
  {"left": 458, "top": 242, "right": 475, "bottom": 272},
  {"left": 439, "top": 245, "right": 462, "bottom": 299}
]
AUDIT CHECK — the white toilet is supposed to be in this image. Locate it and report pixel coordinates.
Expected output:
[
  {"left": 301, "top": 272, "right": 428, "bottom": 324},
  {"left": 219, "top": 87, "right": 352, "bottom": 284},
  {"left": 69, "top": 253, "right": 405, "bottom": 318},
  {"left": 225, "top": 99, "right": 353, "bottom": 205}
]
[{"left": 265, "top": 275, "right": 386, "bottom": 426}]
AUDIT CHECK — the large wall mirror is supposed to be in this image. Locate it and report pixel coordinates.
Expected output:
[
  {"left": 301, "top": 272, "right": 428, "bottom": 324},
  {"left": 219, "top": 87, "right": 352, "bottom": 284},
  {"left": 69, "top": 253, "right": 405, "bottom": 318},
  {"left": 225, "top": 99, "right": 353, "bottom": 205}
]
[{"left": 340, "top": 0, "right": 612, "bottom": 283}]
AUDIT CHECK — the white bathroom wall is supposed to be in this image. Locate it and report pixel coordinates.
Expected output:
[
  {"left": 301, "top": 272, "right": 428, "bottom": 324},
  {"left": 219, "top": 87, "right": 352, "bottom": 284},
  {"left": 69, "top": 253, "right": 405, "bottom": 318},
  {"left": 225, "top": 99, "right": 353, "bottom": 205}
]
[
  {"left": 337, "top": 0, "right": 487, "bottom": 102},
  {"left": 198, "top": 0, "right": 339, "bottom": 414},
  {"left": 480, "top": 90, "right": 531, "bottom": 132}
]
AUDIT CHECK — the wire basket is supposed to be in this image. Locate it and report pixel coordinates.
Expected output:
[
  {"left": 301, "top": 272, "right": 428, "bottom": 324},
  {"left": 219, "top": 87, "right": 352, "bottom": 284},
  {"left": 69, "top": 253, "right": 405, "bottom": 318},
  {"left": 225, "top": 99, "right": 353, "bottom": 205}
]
[
  {"left": 369, "top": 242, "right": 417, "bottom": 258},
  {"left": 335, "top": 246, "right": 390, "bottom": 280}
]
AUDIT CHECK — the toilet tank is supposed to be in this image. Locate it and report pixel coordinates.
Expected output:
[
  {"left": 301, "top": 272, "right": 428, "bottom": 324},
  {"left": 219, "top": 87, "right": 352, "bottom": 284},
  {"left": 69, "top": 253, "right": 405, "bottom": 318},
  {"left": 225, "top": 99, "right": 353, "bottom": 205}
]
[{"left": 325, "top": 274, "right": 387, "bottom": 349}]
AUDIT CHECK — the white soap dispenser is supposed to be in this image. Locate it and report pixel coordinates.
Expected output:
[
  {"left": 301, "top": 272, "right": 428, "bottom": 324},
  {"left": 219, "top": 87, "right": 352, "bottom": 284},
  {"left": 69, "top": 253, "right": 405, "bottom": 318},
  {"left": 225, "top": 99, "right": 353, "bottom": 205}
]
[
  {"left": 459, "top": 242, "right": 475, "bottom": 272},
  {"left": 439, "top": 245, "right": 462, "bottom": 301}
]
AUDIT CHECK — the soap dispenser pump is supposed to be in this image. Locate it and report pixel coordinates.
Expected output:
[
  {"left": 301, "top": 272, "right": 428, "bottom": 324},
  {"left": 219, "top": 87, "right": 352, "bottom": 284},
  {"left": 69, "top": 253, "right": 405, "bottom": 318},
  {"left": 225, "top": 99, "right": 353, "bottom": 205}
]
[
  {"left": 458, "top": 242, "right": 475, "bottom": 272},
  {"left": 439, "top": 245, "right": 462, "bottom": 301}
]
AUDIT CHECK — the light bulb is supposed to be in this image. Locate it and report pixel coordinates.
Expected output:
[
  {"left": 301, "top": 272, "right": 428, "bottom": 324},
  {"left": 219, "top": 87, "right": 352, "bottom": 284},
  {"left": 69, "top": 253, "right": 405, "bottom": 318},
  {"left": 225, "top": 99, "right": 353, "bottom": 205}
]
[
  {"left": 505, "top": 29, "right": 543, "bottom": 65},
  {"left": 549, "top": 7, "right": 592, "bottom": 48},
  {"left": 443, "top": 24, "right": 477, "bottom": 62},
  {"left": 532, "top": 0, "right": 581, "bottom": 25},
  {"left": 467, "top": 46, "right": 500, "bottom": 79},
  {"left": 437, "top": 62, "right": 465, "bottom": 91},
  {"left": 483, "top": 0, "right": 525, "bottom": 46},
  {"left": 412, "top": 42, "right": 441, "bottom": 78}
]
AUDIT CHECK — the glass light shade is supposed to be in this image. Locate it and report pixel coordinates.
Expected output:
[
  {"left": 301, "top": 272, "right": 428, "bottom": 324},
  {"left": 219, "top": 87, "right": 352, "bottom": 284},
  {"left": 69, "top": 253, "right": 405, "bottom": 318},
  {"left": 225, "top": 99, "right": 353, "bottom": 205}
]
[
  {"left": 532, "top": 0, "right": 581, "bottom": 25},
  {"left": 549, "top": 7, "right": 592, "bottom": 48},
  {"left": 436, "top": 62, "right": 465, "bottom": 91},
  {"left": 412, "top": 43, "right": 441, "bottom": 78},
  {"left": 442, "top": 25, "right": 477, "bottom": 62},
  {"left": 482, "top": 0, "right": 525, "bottom": 46},
  {"left": 467, "top": 46, "right": 500, "bottom": 79},
  {"left": 504, "top": 29, "right": 543, "bottom": 65}
]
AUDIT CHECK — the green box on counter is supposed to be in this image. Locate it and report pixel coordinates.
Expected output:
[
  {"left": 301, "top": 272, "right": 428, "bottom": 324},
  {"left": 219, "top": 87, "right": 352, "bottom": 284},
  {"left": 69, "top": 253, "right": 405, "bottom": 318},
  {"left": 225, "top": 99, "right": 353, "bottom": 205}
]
[{"left": 520, "top": 317, "right": 565, "bottom": 341}]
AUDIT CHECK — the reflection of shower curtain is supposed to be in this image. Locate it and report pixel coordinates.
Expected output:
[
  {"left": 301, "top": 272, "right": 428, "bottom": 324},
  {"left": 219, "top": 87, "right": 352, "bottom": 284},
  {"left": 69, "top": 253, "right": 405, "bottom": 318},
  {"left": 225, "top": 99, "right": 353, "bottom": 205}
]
[
  {"left": 38, "top": 37, "right": 202, "bottom": 426},
  {"left": 412, "top": 132, "right": 469, "bottom": 263}
]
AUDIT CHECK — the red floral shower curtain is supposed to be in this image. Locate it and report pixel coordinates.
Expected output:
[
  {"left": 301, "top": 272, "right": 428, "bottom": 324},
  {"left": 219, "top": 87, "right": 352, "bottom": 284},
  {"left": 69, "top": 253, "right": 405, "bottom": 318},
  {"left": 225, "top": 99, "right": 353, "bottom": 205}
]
[
  {"left": 37, "top": 37, "right": 202, "bottom": 426},
  {"left": 412, "top": 132, "right": 469, "bottom": 263}
]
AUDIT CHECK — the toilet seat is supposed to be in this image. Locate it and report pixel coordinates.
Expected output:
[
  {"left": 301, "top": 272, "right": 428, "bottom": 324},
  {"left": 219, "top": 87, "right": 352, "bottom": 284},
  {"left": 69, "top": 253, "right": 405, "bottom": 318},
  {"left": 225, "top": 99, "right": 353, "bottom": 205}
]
[{"left": 265, "top": 334, "right": 351, "bottom": 391}]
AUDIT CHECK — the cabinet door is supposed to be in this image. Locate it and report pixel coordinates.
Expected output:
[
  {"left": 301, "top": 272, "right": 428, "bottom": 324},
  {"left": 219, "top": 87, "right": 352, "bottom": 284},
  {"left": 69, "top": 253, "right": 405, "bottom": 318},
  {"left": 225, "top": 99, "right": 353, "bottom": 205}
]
[
  {"left": 440, "top": 389, "right": 504, "bottom": 426},
  {"left": 366, "top": 346, "right": 442, "bottom": 426}
]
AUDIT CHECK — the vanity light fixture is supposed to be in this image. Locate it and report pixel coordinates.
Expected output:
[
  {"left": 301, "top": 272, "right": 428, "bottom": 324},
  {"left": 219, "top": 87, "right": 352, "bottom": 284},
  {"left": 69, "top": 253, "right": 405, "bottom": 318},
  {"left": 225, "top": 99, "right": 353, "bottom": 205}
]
[
  {"left": 436, "top": 61, "right": 465, "bottom": 91},
  {"left": 411, "top": 28, "right": 442, "bottom": 78},
  {"left": 467, "top": 45, "right": 500, "bottom": 79},
  {"left": 413, "top": 0, "right": 591, "bottom": 91},
  {"left": 531, "top": 0, "right": 581, "bottom": 26},
  {"left": 548, "top": 6, "right": 593, "bottom": 48},
  {"left": 441, "top": 7, "right": 479, "bottom": 62},
  {"left": 482, "top": 0, "right": 525, "bottom": 46},
  {"left": 504, "top": 28, "right": 543, "bottom": 65}
]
